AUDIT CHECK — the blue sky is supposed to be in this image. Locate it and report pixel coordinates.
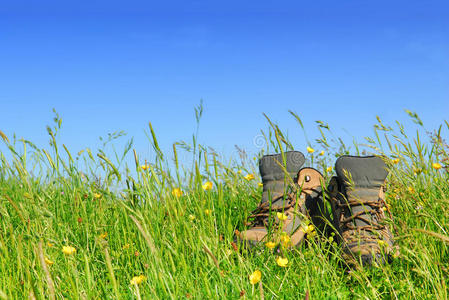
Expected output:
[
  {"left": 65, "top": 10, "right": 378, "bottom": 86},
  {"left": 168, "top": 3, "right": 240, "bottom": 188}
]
[{"left": 1, "top": 1, "right": 448, "bottom": 164}]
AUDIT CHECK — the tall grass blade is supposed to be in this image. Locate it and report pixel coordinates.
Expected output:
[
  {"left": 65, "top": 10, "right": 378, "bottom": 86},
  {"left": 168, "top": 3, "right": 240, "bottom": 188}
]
[{"left": 37, "top": 240, "right": 55, "bottom": 300}]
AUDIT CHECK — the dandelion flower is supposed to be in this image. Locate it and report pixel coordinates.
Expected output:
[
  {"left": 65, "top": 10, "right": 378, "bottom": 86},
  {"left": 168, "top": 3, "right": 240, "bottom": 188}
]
[
  {"left": 244, "top": 174, "right": 255, "bottom": 181},
  {"left": 204, "top": 209, "right": 211, "bottom": 216},
  {"left": 62, "top": 246, "right": 76, "bottom": 255},
  {"left": 47, "top": 242, "right": 54, "bottom": 247},
  {"left": 326, "top": 166, "right": 332, "bottom": 172},
  {"left": 265, "top": 241, "right": 276, "bottom": 249},
  {"left": 172, "top": 188, "right": 183, "bottom": 197},
  {"left": 276, "top": 257, "right": 288, "bottom": 267},
  {"left": 189, "top": 214, "right": 196, "bottom": 221},
  {"left": 130, "top": 275, "right": 146, "bottom": 285},
  {"left": 319, "top": 150, "right": 325, "bottom": 156},
  {"left": 258, "top": 182, "right": 263, "bottom": 188},
  {"left": 408, "top": 187, "right": 415, "bottom": 194},
  {"left": 306, "top": 146, "right": 315, "bottom": 154},
  {"left": 99, "top": 232, "right": 108, "bottom": 239},
  {"left": 202, "top": 181, "right": 213, "bottom": 191},
  {"left": 44, "top": 257, "right": 54, "bottom": 266},
  {"left": 237, "top": 170, "right": 242, "bottom": 174},
  {"left": 141, "top": 164, "right": 149, "bottom": 171},
  {"left": 93, "top": 193, "right": 102, "bottom": 199},
  {"left": 433, "top": 163, "right": 442, "bottom": 170},
  {"left": 123, "top": 243, "right": 130, "bottom": 250},
  {"left": 249, "top": 270, "right": 262, "bottom": 285},
  {"left": 276, "top": 212, "right": 288, "bottom": 221}
]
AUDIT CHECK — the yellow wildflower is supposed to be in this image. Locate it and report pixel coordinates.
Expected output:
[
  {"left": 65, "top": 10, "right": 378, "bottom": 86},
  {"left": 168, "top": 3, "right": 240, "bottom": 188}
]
[
  {"left": 141, "top": 164, "right": 149, "bottom": 171},
  {"left": 414, "top": 167, "right": 422, "bottom": 175},
  {"left": 99, "top": 232, "right": 108, "bottom": 239},
  {"left": 307, "top": 230, "right": 317, "bottom": 239},
  {"left": 44, "top": 257, "right": 54, "bottom": 266},
  {"left": 408, "top": 187, "right": 415, "bottom": 194},
  {"left": 276, "top": 257, "right": 288, "bottom": 267},
  {"left": 130, "top": 275, "right": 146, "bottom": 285},
  {"left": 123, "top": 243, "right": 130, "bottom": 250},
  {"left": 189, "top": 214, "right": 196, "bottom": 221},
  {"left": 62, "top": 246, "right": 76, "bottom": 255},
  {"left": 276, "top": 212, "right": 288, "bottom": 221},
  {"left": 433, "top": 163, "right": 442, "bottom": 170},
  {"left": 319, "top": 150, "right": 325, "bottom": 156},
  {"left": 265, "top": 241, "right": 276, "bottom": 249},
  {"left": 258, "top": 182, "right": 263, "bottom": 188},
  {"left": 249, "top": 270, "right": 262, "bottom": 285},
  {"left": 391, "top": 158, "right": 400, "bottom": 164},
  {"left": 172, "top": 188, "right": 183, "bottom": 197},
  {"left": 204, "top": 209, "right": 211, "bottom": 216},
  {"left": 307, "top": 146, "right": 315, "bottom": 153},
  {"left": 93, "top": 193, "right": 102, "bottom": 199},
  {"left": 304, "top": 224, "right": 315, "bottom": 234},
  {"left": 382, "top": 207, "right": 387, "bottom": 212},
  {"left": 202, "top": 181, "right": 213, "bottom": 191},
  {"left": 237, "top": 170, "right": 242, "bottom": 174},
  {"left": 47, "top": 242, "right": 54, "bottom": 247},
  {"left": 303, "top": 224, "right": 316, "bottom": 239},
  {"left": 244, "top": 174, "right": 255, "bottom": 181},
  {"left": 326, "top": 166, "right": 333, "bottom": 172},
  {"left": 280, "top": 234, "right": 291, "bottom": 247},
  {"left": 377, "top": 240, "right": 387, "bottom": 247}
]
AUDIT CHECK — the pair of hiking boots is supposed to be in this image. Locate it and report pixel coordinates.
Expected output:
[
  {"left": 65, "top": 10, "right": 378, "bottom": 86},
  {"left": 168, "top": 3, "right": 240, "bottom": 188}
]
[{"left": 235, "top": 151, "right": 397, "bottom": 267}]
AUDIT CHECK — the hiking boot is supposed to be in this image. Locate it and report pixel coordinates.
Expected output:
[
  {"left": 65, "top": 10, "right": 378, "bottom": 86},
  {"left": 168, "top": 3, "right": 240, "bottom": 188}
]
[
  {"left": 327, "top": 155, "right": 398, "bottom": 267},
  {"left": 235, "top": 151, "right": 329, "bottom": 248}
]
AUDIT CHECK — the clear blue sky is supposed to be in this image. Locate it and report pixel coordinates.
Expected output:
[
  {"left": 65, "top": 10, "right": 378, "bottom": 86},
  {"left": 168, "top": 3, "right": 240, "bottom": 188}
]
[{"left": 1, "top": 1, "right": 448, "bottom": 163}]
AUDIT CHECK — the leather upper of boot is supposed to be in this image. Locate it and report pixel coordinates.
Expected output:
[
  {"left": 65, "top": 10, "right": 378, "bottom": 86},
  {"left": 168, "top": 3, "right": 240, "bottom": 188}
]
[
  {"left": 259, "top": 151, "right": 305, "bottom": 208},
  {"left": 335, "top": 156, "right": 388, "bottom": 228}
]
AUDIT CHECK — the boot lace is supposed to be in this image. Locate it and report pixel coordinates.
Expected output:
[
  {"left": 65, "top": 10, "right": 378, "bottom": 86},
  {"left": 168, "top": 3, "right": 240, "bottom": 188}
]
[
  {"left": 244, "top": 191, "right": 297, "bottom": 227},
  {"left": 245, "top": 184, "right": 322, "bottom": 228},
  {"left": 338, "top": 197, "right": 387, "bottom": 233}
]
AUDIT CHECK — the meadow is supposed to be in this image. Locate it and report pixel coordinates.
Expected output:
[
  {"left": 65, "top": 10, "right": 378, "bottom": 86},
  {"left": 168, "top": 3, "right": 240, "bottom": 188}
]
[{"left": 0, "top": 107, "right": 448, "bottom": 299}]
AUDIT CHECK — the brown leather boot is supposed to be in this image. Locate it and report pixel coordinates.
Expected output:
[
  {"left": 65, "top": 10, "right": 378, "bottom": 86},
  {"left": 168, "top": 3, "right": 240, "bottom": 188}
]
[
  {"left": 327, "top": 156, "right": 398, "bottom": 267},
  {"left": 236, "top": 151, "right": 329, "bottom": 248}
]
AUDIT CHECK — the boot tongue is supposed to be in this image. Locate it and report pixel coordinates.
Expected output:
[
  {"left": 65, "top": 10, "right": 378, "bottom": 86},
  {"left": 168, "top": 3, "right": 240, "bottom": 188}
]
[
  {"left": 259, "top": 151, "right": 305, "bottom": 208},
  {"left": 335, "top": 156, "right": 388, "bottom": 228}
]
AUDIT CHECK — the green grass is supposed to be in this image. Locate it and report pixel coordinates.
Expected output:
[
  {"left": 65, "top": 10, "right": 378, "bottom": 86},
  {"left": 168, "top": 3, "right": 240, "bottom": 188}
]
[{"left": 0, "top": 109, "right": 448, "bottom": 299}]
